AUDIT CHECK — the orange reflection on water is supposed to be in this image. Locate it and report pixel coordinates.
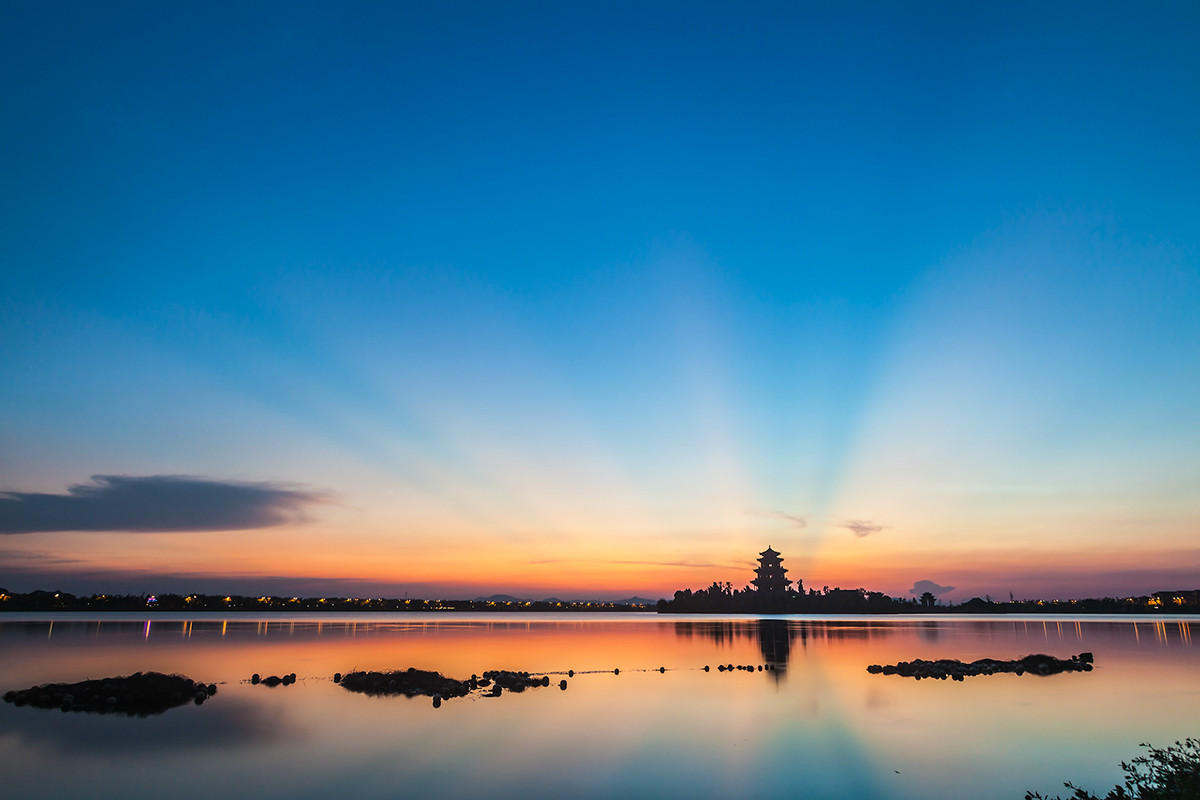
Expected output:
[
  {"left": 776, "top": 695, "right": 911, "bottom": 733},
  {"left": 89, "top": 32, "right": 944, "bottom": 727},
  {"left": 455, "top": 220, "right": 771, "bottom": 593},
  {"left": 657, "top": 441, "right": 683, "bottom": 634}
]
[{"left": 1, "top": 614, "right": 1198, "bottom": 800}]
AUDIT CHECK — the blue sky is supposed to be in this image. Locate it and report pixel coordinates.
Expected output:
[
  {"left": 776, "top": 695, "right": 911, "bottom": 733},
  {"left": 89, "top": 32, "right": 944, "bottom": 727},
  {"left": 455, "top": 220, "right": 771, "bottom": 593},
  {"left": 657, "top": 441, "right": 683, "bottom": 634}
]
[{"left": 2, "top": 1, "right": 1198, "bottom": 599}]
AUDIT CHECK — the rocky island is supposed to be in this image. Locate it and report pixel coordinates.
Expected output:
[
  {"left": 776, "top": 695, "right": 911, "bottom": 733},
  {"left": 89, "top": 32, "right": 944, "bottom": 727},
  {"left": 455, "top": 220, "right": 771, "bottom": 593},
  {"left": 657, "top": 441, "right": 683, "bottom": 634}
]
[
  {"left": 3, "top": 671, "right": 216, "bottom": 715},
  {"left": 336, "top": 667, "right": 564, "bottom": 705},
  {"left": 867, "top": 652, "right": 1094, "bottom": 680}
]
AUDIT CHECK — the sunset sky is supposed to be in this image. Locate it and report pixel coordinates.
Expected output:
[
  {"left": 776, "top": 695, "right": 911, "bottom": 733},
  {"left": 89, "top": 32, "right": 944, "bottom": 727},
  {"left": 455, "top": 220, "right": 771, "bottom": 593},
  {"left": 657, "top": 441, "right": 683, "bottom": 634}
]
[{"left": 2, "top": 1, "right": 1198, "bottom": 602}]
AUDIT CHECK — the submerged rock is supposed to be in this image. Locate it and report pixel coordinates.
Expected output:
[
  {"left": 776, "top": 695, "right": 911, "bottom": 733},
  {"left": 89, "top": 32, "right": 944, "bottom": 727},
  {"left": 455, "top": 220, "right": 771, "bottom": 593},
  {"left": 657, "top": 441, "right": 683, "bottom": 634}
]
[
  {"left": 2, "top": 672, "right": 214, "bottom": 717},
  {"left": 866, "top": 653, "right": 1096, "bottom": 680}
]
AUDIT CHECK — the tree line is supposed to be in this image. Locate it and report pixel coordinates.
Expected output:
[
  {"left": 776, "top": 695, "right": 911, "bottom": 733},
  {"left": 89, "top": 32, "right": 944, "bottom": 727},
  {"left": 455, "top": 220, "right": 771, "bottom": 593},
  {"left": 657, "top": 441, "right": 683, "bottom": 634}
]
[{"left": 656, "top": 582, "right": 1200, "bottom": 614}]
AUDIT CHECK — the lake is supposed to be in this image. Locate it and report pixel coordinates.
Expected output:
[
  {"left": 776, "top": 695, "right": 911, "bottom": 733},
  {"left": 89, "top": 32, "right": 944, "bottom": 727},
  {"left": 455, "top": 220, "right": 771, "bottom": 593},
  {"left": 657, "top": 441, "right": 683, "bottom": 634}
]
[{"left": 1, "top": 613, "right": 1196, "bottom": 799}]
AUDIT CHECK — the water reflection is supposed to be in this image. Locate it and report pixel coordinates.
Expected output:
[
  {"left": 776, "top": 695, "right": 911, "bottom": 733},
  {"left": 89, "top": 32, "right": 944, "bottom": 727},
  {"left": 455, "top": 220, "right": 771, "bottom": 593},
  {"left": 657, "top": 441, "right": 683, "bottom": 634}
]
[
  {"left": 0, "top": 698, "right": 297, "bottom": 754},
  {"left": 0, "top": 614, "right": 1197, "bottom": 800},
  {"left": 3, "top": 615, "right": 1195, "bottom": 650},
  {"left": 916, "top": 620, "right": 941, "bottom": 642},
  {"left": 757, "top": 619, "right": 790, "bottom": 670},
  {"left": 672, "top": 619, "right": 903, "bottom": 672}
]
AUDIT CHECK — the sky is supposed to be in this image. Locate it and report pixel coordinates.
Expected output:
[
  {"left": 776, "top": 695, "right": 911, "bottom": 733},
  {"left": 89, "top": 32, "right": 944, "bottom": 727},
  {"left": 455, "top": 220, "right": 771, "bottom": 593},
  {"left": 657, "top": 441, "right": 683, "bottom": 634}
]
[{"left": 2, "top": 1, "right": 1199, "bottom": 602}]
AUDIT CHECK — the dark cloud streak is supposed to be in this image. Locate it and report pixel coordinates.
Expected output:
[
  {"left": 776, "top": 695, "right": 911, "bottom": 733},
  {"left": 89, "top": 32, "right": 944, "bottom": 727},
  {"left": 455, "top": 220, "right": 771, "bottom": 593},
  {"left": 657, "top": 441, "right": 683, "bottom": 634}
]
[
  {"left": 0, "top": 475, "right": 329, "bottom": 534},
  {"left": 842, "top": 519, "right": 885, "bottom": 538},
  {"left": 909, "top": 579, "right": 955, "bottom": 597}
]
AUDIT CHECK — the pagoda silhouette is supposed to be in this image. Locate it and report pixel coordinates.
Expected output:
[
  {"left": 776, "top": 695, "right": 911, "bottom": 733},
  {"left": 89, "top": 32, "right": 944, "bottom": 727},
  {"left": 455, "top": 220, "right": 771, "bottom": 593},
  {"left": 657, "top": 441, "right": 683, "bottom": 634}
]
[{"left": 751, "top": 546, "right": 792, "bottom": 594}]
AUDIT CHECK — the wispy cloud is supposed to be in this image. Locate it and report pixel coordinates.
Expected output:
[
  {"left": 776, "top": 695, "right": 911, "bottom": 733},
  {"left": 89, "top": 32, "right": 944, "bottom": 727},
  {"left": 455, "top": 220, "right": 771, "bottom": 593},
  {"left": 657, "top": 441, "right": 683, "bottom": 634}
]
[
  {"left": 0, "top": 475, "right": 331, "bottom": 534},
  {"left": 840, "top": 519, "right": 885, "bottom": 538},
  {"left": 749, "top": 509, "right": 808, "bottom": 529},
  {"left": 909, "top": 579, "right": 955, "bottom": 597},
  {"left": 0, "top": 547, "right": 86, "bottom": 566}
]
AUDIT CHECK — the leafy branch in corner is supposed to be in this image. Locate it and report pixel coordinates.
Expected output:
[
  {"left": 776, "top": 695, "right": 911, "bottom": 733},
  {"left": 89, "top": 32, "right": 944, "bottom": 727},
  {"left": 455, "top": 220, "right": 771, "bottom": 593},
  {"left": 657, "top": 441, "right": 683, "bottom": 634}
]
[{"left": 1026, "top": 739, "right": 1200, "bottom": 800}]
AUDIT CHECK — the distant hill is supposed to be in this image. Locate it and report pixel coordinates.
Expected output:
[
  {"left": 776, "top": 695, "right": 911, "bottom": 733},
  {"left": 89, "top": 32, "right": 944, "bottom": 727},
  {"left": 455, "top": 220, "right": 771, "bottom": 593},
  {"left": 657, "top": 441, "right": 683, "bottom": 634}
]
[
  {"left": 472, "top": 594, "right": 529, "bottom": 603},
  {"left": 614, "top": 596, "right": 658, "bottom": 606},
  {"left": 543, "top": 596, "right": 658, "bottom": 605}
]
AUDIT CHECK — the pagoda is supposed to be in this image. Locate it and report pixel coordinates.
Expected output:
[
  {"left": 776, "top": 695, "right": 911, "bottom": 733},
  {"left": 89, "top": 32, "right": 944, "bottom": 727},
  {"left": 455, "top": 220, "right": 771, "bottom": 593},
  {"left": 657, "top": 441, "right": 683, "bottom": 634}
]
[{"left": 752, "top": 546, "right": 791, "bottom": 594}]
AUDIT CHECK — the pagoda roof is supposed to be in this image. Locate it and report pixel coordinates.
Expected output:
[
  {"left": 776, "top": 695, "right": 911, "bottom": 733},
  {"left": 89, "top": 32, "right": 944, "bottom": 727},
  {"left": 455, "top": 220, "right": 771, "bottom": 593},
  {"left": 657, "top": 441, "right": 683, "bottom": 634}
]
[{"left": 759, "top": 546, "right": 781, "bottom": 557}]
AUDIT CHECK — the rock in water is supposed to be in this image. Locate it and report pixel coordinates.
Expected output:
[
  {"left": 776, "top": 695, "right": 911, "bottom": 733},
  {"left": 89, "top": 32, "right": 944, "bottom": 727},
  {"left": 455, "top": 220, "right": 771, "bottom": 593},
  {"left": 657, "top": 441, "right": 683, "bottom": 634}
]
[
  {"left": 3, "top": 672, "right": 214, "bottom": 717},
  {"left": 339, "top": 669, "right": 472, "bottom": 699},
  {"left": 866, "top": 653, "right": 1095, "bottom": 680}
]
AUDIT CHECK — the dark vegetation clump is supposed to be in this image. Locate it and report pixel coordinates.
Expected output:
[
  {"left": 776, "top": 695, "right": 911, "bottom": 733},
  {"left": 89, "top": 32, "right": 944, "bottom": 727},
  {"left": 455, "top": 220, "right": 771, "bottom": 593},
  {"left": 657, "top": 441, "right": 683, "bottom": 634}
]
[
  {"left": 1026, "top": 738, "right": 1200, "bottom": 799},
  {"left": 338, "top": 668, "right": 471, "bottom": 699},
  {"left": 867, "top": 652, "right": 1093, "bottom": 681},
  {"left": 2, "top": 672, "right": 215, "bottom": 716}
]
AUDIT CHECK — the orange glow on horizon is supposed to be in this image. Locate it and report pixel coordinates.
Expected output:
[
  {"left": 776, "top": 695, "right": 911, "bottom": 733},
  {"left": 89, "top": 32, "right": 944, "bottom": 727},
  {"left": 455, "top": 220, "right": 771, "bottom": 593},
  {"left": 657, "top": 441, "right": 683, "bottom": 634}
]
[{"left": 5, "top": 516, "right": 1198, "bottom": 601}]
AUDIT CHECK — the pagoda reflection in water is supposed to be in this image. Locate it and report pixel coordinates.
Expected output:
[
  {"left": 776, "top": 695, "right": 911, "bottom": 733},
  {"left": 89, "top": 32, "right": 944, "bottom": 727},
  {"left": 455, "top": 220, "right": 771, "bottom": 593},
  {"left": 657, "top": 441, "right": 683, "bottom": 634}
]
[{"left": 673, "top": 619, "right": 897, "bottom": 674}]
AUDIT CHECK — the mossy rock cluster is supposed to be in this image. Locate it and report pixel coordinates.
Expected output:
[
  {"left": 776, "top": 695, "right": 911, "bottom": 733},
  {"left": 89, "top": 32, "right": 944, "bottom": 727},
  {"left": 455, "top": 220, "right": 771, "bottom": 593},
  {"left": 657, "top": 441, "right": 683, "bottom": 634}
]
[
  {"left": 480, "top": 670, "right": 551, "bottom": 693},
  {"left": 337, "top": 667, "right": 561, "bottom": 703},
  {"left": 338, "top": 668, "right": 471, "bottom": 699},
  {"left": 867, "top": 652, "right": 1094, "bottom": 680},
  {"left": 251, "top": 672, "right": 296, "bottom": 687},
  {"left": 3, "top": 672, "right": 215, "bottom": 716}
]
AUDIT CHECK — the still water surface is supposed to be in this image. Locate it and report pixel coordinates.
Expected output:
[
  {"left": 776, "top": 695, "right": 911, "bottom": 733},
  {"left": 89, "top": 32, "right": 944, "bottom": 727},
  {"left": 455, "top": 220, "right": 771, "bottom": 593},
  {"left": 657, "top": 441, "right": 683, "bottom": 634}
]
[{"left": 1, "top": 613, "right": 1196, "bottom": 800}]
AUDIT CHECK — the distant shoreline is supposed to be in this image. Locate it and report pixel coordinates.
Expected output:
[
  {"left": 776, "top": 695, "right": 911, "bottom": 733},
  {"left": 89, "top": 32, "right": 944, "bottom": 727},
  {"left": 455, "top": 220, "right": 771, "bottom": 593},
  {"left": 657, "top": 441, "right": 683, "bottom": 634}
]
[
  {"left": 0, "top": 591, "right": 653, "bottom": 614},
  {"left": 3, "top": 588, "right": 1198, "bottom": 615},
  {"left": 656, "top": 586, "right": 1200, "bottom": 615},
  {"left": 3, "top": 607, "right": 1199, "bottom": 618}
]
